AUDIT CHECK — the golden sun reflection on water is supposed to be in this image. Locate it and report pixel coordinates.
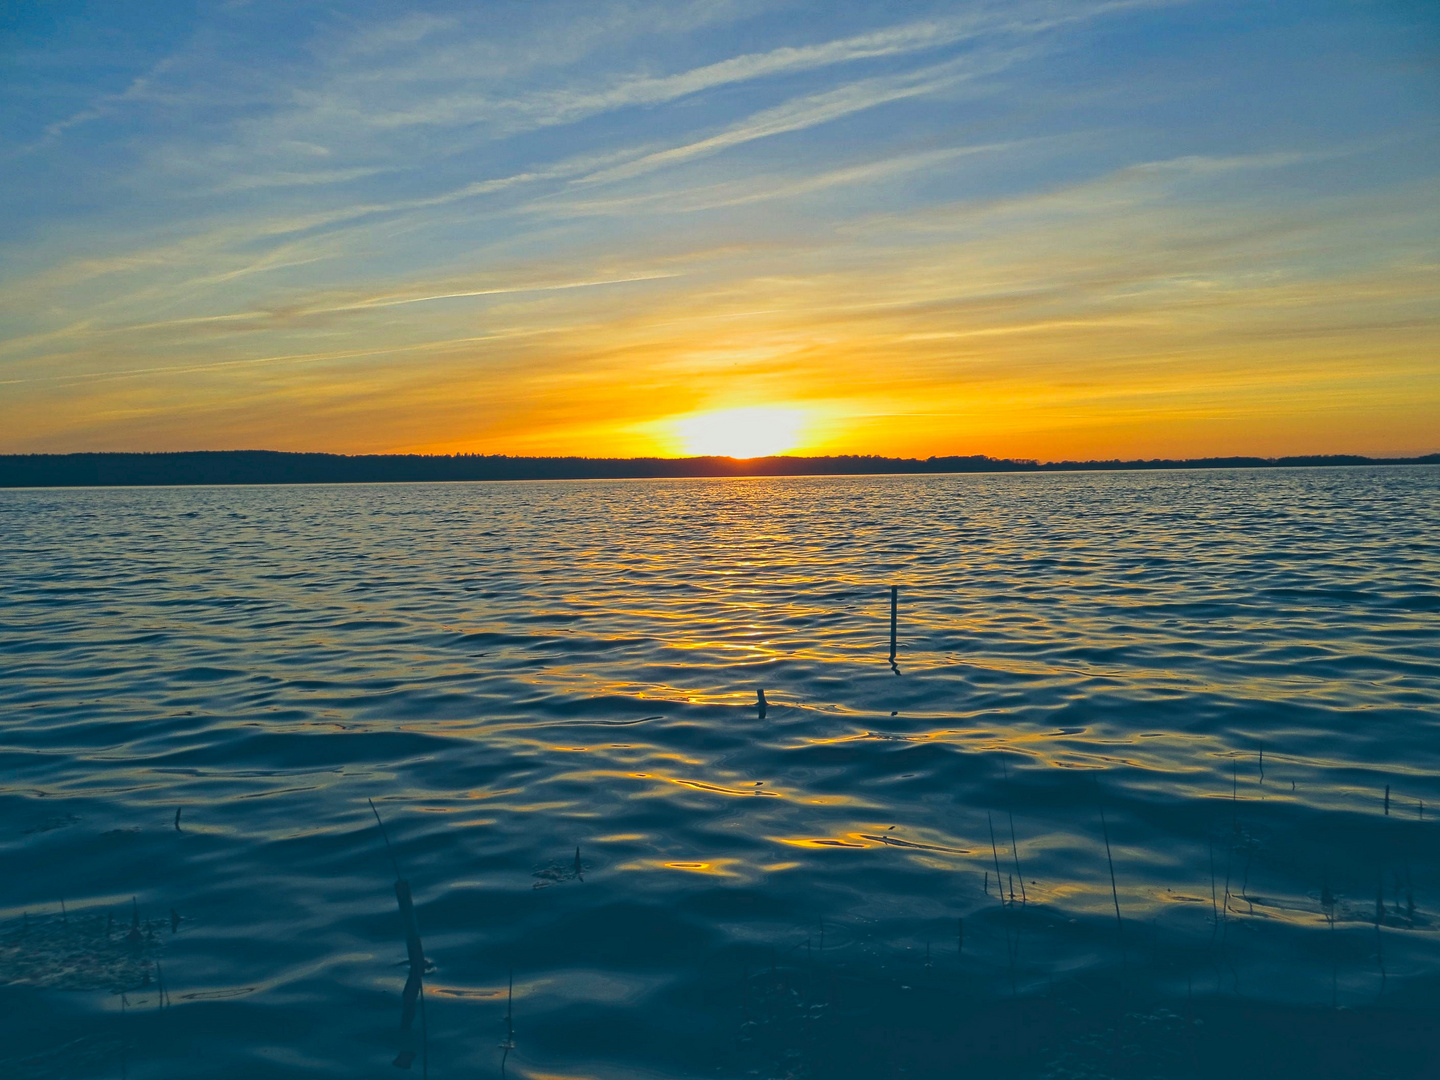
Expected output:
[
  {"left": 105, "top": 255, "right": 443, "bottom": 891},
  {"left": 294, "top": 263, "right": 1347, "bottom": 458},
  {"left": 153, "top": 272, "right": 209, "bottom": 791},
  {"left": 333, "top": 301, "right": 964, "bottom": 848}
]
[
  {"left": 614, "top": 859, "right": 746, "bottom": 876},
  {"left": 5, "top": 465, "right": 1437, "bottom": 1079}
]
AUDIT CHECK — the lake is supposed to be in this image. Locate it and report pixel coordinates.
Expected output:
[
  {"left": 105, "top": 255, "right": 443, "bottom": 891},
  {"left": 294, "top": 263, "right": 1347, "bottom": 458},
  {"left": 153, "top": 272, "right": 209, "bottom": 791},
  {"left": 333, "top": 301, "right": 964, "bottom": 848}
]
[{"left": 3, "top": 468, "right": 1438, "bottom": 1078}]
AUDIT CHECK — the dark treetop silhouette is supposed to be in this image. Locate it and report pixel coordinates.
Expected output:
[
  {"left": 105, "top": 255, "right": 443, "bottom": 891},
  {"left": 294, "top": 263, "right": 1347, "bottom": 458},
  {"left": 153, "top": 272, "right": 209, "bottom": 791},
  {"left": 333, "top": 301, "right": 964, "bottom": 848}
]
[{"left": 2, "top": 450, "right": 1436, "bottom": 487}]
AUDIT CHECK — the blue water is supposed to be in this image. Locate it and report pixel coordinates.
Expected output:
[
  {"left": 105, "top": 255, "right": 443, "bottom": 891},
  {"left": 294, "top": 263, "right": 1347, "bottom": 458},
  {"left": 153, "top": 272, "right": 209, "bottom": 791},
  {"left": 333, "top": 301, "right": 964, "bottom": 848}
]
[{"left": 2, "top": 468, "right": 1438, "bottom": 1078}]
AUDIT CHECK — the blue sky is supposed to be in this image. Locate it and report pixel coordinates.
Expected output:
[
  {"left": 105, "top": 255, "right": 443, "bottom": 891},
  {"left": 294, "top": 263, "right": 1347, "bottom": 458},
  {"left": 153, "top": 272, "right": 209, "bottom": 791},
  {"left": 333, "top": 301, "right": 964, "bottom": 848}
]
[{"left": 1, "top": 0, "right": 1436, "bottom": 457}]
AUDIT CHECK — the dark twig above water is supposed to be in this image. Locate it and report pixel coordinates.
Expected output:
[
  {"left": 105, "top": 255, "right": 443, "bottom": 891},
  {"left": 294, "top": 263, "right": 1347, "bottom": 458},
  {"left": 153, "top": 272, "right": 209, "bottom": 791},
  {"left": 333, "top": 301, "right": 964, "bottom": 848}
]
[{"left": 369, "top": 799, "right": 428, "bottom": 1078}]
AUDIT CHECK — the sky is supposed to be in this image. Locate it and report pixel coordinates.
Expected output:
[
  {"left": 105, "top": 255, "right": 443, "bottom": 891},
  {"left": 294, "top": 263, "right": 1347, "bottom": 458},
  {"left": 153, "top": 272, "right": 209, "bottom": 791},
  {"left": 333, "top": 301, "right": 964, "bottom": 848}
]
[{"left": 1, "top": 0, "right": 1436, "bottom": 460}]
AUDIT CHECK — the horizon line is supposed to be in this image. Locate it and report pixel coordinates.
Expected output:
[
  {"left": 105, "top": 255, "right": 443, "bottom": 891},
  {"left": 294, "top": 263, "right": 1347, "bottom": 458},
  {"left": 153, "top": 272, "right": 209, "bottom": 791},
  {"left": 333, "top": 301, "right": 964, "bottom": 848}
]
[
  {"left": 5, "top": 448, "right": 1440, "bottom": 463},
  {"left": 3, "top": 448, "right": 1438, "bottom": 489}
]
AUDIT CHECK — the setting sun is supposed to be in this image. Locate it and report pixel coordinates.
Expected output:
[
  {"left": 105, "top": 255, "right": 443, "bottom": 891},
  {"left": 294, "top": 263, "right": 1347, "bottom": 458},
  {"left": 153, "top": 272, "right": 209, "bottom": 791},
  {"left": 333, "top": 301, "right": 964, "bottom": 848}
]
[{"left": 671, "top": 406, "right": 809, "bottom": 458}]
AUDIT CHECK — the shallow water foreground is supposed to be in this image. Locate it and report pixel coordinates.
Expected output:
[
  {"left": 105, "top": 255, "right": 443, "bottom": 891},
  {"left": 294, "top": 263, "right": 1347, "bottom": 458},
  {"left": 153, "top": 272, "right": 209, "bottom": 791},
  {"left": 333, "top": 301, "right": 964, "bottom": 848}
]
[{"left": 2, "top": 468, "right": 1438, "bottom": 1078}]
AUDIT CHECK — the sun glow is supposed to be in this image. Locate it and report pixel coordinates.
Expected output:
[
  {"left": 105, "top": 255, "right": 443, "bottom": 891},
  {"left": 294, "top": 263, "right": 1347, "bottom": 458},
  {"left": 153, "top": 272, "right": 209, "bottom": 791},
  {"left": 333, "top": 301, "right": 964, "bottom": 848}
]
[{"left": 672, "top": 406, "right": 810, "bottom": 458}]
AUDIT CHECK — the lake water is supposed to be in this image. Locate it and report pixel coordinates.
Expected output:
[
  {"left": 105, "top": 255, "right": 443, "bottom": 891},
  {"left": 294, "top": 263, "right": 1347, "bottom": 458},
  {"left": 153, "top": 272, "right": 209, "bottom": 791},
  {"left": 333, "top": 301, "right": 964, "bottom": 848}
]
[{"left": 2, "top": 468, "right": 1438, "bottom": 1078}]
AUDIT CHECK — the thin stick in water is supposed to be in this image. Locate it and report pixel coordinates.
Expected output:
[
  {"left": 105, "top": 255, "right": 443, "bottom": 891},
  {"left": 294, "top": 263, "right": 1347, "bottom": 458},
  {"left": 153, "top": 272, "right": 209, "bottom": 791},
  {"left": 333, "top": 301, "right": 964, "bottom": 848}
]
[
  {"left": 501, "top": 968, "right": 515, "bottom": 1076},
  {"left": 987, "top": 814, "right": 1007, "bottom": 908},
  {"left": 368, "top": 798, "right": 402, "bottom": 880},
  {"left": 1208, "top": 835, "right": 1218, "bottom": 927},
  {"left": 987, "top": 812, "right": 1018, "bottom": 994},
  {"left": 1002, "top": 759, "right": 1027, "bottom": 904},
  {"left": 889, "top": 585, "right": 898, "bottom": 660},
  {"left": 1098, "top": 798, "right": 1126, "bottom": 966}
]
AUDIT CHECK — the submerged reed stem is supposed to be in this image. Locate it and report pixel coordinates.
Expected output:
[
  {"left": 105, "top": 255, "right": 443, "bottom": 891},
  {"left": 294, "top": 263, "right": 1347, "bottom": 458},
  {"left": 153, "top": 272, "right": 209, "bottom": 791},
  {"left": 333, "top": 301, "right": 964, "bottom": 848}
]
[
  {"left": 1002, "top": 759, "right": 1028, "bottom": 905},
  {"left": 988, "top": 811, "right": 1018, "bottom": 994},
  {"left": 1097, "top": 796, "right": 1125, "bottom": 971}
]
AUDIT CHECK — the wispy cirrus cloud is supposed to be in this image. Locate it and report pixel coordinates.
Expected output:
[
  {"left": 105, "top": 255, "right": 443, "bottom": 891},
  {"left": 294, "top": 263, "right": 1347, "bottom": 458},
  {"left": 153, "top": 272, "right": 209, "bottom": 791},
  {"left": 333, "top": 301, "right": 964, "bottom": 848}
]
[
  {"left": 575, "top": 48, "right": 1032, "bottom": 186},
  {"left": 1, "top": 0, "right": 1435, "bottom": 457}
]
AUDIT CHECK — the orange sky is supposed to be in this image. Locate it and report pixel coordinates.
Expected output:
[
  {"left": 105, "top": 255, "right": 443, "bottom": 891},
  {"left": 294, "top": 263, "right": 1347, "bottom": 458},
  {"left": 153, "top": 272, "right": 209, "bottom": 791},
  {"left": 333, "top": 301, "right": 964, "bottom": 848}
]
[{"left": 2, "top": 2, "right": 1436, "bottom": 460}]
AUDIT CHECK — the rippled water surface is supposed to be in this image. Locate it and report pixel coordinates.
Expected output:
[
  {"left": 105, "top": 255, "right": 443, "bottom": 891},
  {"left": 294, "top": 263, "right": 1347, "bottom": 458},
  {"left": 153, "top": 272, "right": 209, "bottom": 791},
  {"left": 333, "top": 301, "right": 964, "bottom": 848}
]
[{"left": 3, "top": 469, "right": 1439, "bottom": 1078}]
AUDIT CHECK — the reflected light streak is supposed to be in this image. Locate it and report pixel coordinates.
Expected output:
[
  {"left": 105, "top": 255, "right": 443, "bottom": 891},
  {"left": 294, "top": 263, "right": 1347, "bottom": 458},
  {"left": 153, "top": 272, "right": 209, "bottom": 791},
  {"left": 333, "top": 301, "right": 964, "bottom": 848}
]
[
  {"left": 614, "top": 859, "right": 745, "bottom": 877},
  {"left": 774, "top": 832, "right": 970, "bottom": 854}
]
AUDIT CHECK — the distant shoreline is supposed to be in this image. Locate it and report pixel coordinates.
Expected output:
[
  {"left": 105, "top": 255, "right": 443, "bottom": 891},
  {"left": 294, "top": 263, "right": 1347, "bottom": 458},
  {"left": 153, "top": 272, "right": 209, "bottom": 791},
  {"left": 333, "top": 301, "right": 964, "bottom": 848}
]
[{"left": 1, "top": 450, "right": 1437, "bottom": 487}]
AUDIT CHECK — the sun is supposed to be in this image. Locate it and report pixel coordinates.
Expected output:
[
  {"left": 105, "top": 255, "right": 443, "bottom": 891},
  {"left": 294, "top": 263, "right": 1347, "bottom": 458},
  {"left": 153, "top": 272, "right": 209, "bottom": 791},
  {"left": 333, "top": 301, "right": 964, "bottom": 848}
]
[{"left": 672, "top": 406, "right": 809, "bottom": 458}]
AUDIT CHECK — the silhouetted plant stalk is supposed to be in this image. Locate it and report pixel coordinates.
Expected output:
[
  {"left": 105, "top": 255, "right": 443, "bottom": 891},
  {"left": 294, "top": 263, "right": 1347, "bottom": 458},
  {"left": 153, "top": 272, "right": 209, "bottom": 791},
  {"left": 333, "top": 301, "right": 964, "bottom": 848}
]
[
  {"left": 1002, "top": 759, "right": 1027, "bottom": 906},
  {"left": 368, "top": 798, "right": 429, "bottom": 1080},
  {"left": 1208, "top": 834, "right": 1218, "bottom": 931},
  {"left": 1095, "top": 788, "right": 1126, "bottom": 975},
  {"left": 987, "top": 812, "right": 1018, "bottom": 995},
  {"left": 501, "top": 968, "right": 515, "bottom": 1077},
  {"left": 888, "top": 585, "right": 898, "bottom": 670}
]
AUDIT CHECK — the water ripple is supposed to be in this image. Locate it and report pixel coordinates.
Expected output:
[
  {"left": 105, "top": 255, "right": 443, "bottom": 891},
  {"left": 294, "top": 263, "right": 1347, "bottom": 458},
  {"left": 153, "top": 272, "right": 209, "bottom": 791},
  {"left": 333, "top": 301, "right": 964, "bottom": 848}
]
[{"left": 1, "top": 468, "right": 1438, "bottom": 1077}]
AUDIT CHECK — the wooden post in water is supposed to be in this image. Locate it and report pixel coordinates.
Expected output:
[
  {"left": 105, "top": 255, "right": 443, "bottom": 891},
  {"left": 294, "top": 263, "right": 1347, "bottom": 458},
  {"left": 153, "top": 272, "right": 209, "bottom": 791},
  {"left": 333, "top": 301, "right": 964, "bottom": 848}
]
[{"left": 889, "top": 585, "right": 898, "bottom": 661}]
